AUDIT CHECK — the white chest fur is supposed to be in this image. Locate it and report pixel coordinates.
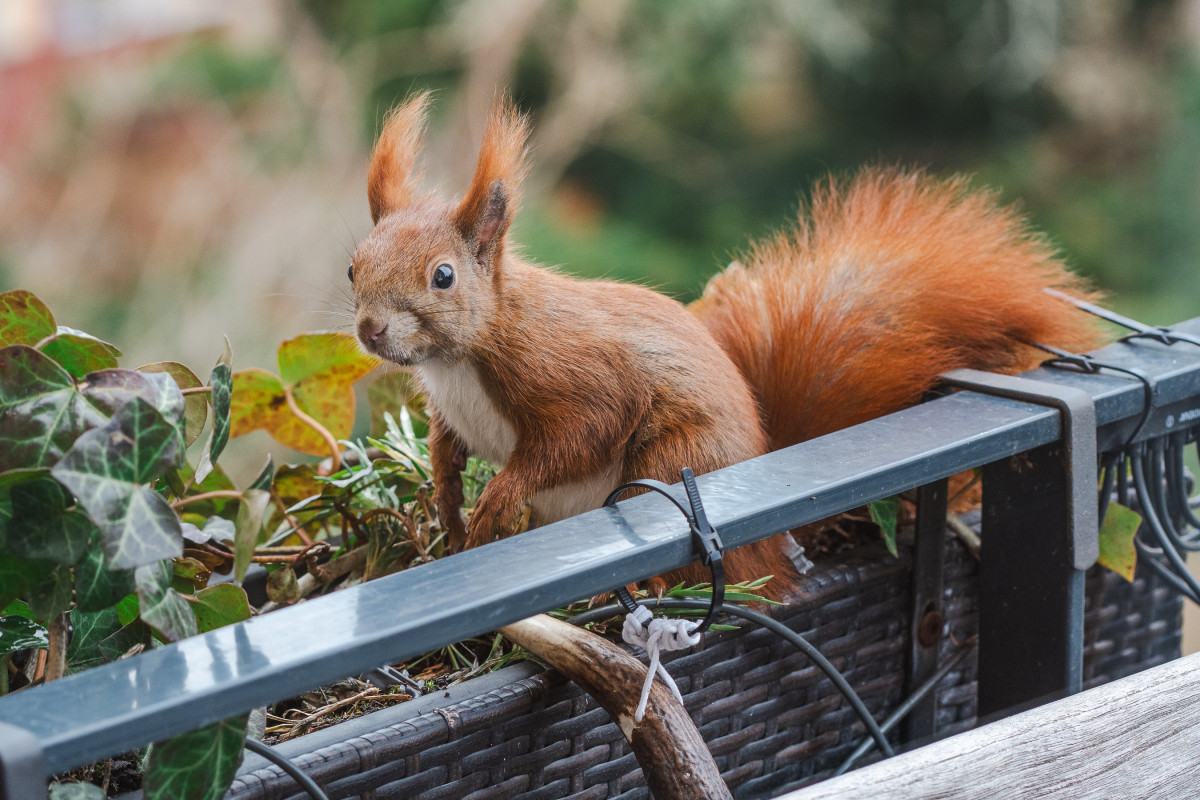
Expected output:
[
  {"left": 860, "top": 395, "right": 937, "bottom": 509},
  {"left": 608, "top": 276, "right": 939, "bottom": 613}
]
[{"left": 417, "top": 362, "right": 517, "bottom": 466}]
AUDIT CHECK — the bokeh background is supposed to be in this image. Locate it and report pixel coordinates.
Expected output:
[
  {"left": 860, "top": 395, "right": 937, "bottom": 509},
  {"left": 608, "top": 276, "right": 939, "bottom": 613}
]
[{"left": 3, "top": 1, "right": 1200, "bottom": 639}]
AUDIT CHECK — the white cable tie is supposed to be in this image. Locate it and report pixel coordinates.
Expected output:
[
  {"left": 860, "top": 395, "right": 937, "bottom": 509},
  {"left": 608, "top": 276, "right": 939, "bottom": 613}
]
[{"left": 622, "top": 612, "right": 701, "bottom": 722}]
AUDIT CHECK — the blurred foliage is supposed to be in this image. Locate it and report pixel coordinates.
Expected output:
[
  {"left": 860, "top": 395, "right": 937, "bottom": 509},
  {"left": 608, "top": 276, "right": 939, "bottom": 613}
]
[{"left": 296, "top": 0, "right": 1199, "bottom": 317}]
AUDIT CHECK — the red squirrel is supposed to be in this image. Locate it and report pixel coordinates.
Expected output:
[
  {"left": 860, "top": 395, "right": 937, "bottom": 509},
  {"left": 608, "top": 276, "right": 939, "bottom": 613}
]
[{"left": 349, "top": 93, "right": 1100, "bottom": 599}]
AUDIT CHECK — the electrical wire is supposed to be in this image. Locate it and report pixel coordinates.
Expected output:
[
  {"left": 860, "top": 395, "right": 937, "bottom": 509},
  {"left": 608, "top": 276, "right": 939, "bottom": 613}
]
[
  {"left": 833, "top": 641, "right": 977, "bottom": 776},
  {"left": 571, "top": 598, "right": 896, "bottom": 759},
  {"left": 244, "top": 738, "right": 329, "bottom": 800}
]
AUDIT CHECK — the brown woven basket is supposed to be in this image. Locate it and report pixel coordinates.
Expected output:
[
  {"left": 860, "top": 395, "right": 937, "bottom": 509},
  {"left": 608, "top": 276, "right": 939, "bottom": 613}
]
[{"left": 226, "top": 529, "right": 1181, "bottom": 800}]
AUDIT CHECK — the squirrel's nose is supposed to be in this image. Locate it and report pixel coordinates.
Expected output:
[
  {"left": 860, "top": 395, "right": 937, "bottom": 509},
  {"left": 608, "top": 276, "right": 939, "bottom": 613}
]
[{"left": 358, "top": 318, "right": 388, "bottom": 343}]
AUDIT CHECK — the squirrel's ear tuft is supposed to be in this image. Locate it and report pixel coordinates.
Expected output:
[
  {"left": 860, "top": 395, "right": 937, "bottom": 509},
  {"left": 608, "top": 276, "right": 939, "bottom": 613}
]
[
  {"left": 367, "top": 91, "right": 433, "bottom": 224},
  {"left": 453, "top": 95, "right": 530, "bottom": 266}
]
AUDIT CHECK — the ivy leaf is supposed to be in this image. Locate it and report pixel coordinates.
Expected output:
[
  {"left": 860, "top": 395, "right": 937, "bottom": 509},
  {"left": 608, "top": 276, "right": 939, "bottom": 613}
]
[
  {"left": 231, "top": 333, "right": 374, "bottom": 456},
  {"left": 196, "top": 339, "right": 232, "bottom": 483},
  {"left": 65, "top": 606, "right": 123, "bottom": 674},
  {"left": 0, "top": 552, "right": 51, "bottom": 609},
  {"left": 80, "top": 368, "right": 162, "bottom": 419},
  {"left": 0, "top": 345, "right": 108, "bottom": 470},
  {"left": 248, "top": 454, "right": 274, "bottom": 491},
  {"left": 1099, "top": 501, "right": 1142, "bottom": 583},
  {"left": 139, "top": 362, "right": 207, "bottom": 447},
  {"left": 48, "top": 782, "right": 107, "bottom": 800},
  {"left": 0, "top": 289, "right": 56, "bottom": 346},
  {"left": 75, "top": 543, "right": 137, "bottom": 612},
  {"left": 869, "top": 496, "right": 901, "bottom": 557},
  {"left": 189, "top": 584, "right": 252, "bottom": 633},
  {"left": 52, "top": 397, "right": 184, "bottom": 569},
  {"left": 97, "top": 619, "right": 152, "bottom": 662},
  {"left": 143, "top": 714, "right": 248, "bottom": 800},
  {"left": 136, "top": 561, "right": 197, "bottom": 642},
  {"left": 233, "top": 489, "right": 271, "bottom": 583},
  {"left": 0, "top": 615, "right": 48, "bottom": 658},
  {"left": 39, "top": 327, "right": 122, "bottom": 378},
  {"left": 27, "top": 565, "right": 72, "bottom": 622},
  {"left": 4, "top": 477, "right": 95, "bottom": 564}
]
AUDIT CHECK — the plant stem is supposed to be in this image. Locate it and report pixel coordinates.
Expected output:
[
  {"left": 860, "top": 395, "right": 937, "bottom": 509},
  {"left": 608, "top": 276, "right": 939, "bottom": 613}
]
[
  {"left": 45, "top": 613, "right": 69, "bottom": 683},
  {"left": 1, "top": 655, "right": 9, "bottom": 695},
  {"left": 172, "top": 490, "right": 244, "bottom": 510},
  {"left": 180, "top": 386, "right": 213, "bottom": 396},
  {"left": 284, "top": 385, "right": 341, "bottom": 475}
]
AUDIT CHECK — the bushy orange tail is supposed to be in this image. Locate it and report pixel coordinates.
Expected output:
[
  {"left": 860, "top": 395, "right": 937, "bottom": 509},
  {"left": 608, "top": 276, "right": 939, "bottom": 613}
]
[{"left": 691, "top": 168, "right": 1104, "bottom": 450}]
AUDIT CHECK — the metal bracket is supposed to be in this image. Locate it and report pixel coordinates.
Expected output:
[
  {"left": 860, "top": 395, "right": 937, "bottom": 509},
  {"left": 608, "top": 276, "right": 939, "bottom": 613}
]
[
  {"left": 942, "top": 368, "right": 1098, "bottom": 569},
  {"left": 904, "top": 478, "right": 948, "bottom": 744},
  {"left": 0, "top": 722, "right": 46, "bottom": 800},
  {"left": 942, "top": 368, "right": 1099, "bottom": 716}
]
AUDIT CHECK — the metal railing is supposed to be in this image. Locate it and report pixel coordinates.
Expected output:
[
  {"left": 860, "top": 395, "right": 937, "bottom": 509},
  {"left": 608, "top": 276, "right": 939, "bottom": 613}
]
[{"left": 2, "top": 317, "right": 1200, "bottom": 798}]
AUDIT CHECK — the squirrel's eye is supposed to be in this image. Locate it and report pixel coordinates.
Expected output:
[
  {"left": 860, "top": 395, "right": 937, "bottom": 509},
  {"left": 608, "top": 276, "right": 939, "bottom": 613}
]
[
  {"left": 433, "top": 264, "right": 455, "bottom": 290},
  {"left": 347, "top": 262, "right": 354, "bottom": 284}
]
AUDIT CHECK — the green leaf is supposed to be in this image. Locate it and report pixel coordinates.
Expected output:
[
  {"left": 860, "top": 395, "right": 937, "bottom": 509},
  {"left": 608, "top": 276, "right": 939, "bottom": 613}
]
[
  {"left": 75, "top": 543, "right": 136, "bottom": 612},
  {"left": 0, "top": 552, "right": 51, "bottom": 609},
  {"left": 233, "top": 489, "right": 271, "bottom": 583},
  {"left": 27, "top": 565, "right": 71, "bottom": 621},
  {"left": 48, "top": 781, "right": 107, "bottom": 799},
  {"left": 52, "top": 398, "right": 184, "bottom": 569},
  {"left": 97, "top": 619, "right": 152, "bottom": 662},
  {"left": 248, "top": 454, "right": 274, "bottom": 491},
  {"left": 115, "top": 592, "right": 140, "bottom": 626},
  {"left": 189, "top": 584, "right": 251, "bottom": 633},
  {"left": 1, "top": 599, "right": 33, "bottom": 618},
  {"left": 136, "top": 561, "right": 197, "bottom": 642},
  {"left": 1099, "top": 501, "right": 1142, "bottom": 583},
  {"left": 139, "top": 362, "right": 207, "bottom": 447},
  {"left": 4, "top": 477, "right": 94, "bottom": 564},
  {"left": 143, "top": 714, "right": 248, "bottom": 800},
  {"left": 196, "top": 340, "right": 232, "bottom": 483},
  {"left": 869, "top": 496, "right": 901, "bottom": 557},
  {"left": 0, "top": 615, "right": 48, "bottom": 657},
  {"left": 39, "top": 327, "right": 121, "bottom": 378},
  {"left": 0, "top": 345, "right": 107, "bottom": 471},
  {"left": 0, "top": 290, "right": 56, "bottom": 347},
  {"left": 65, "top": 606, "right": 123, "bottom": 674}
]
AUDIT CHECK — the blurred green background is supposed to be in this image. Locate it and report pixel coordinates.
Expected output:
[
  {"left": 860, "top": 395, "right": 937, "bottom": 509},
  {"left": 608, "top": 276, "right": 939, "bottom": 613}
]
[{"left": 1, "top": 0, "right": 1199, "bottom": 374}]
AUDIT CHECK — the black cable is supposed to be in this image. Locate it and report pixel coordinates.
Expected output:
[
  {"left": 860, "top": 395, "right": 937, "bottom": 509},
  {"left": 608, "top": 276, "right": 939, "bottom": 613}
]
[
  {"left": 1132, "top": 455, "right": 1200, "bottom": 603},
  {"left": 833, "top": 642, "right": 977, "bottom": 776},
  {"left": 1098, "top": 452, "right": 1119, "bottom": 528},
  {"left": 1134, "top": 538, "right": 1200, "bottom": 604},
  {"left": 244, "top": 738, "right": 329, "bottom": 800},
  {"left": 571, "top": 599, "right": 896, "bottom": 759},
  {"left": 1167, "top": 435, "right": 1200, "bottom": 531}
]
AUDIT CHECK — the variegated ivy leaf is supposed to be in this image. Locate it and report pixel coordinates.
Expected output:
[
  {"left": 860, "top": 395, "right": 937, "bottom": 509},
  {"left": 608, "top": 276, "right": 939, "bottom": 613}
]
[
  {"left": 143, "top": 714, "right": 248, "bottom": 800},
  {"left": 196, "top": 338, "right": 232, "bottom": 483},
  {"left": 0, "top": 345, "right": 107, "bottom": 471},
  {"left": 135, "top": 561, "right": 197, "bottom": 642},
  {"left": 52, "top": 398, "right": 184, "bottom": 569}
]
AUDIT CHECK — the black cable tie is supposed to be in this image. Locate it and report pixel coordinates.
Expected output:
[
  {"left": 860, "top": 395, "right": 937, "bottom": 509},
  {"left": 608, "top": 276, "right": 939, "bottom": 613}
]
[
  {"left": 1030, "top": 340, "right": 1158, "bottom": 447},
  {"left": 605, "top": 467, "right": 726, "bottom": 632},
  {"left": 1044, "top": 288, "right": 1200, "bottom": 348}
]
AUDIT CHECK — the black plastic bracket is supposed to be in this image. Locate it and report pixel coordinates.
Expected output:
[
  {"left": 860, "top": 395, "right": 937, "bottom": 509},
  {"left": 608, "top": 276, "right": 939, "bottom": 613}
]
[
  {"left": 0, "top": 722, "right": 45, "bottom": 800},
  {"left": 605, "top": 467, "right": 726, "bottom": 632},
  {"left": 941, "top": 368, "right": 1099, "bottom": 717}
]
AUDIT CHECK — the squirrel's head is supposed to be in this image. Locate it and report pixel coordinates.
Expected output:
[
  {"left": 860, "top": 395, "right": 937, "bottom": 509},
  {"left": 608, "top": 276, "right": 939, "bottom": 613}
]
[{"left": 350, "top": 92, "right": 530, "bottom": 366}]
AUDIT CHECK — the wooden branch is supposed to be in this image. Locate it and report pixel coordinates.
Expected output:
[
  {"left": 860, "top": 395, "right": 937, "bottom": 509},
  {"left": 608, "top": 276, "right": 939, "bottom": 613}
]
[
  {"left": 500, "top": 614, "right": 730, "bottom": 800},
  {"left": 782, "top": 651, "right": 1200, "bottom": 799}
]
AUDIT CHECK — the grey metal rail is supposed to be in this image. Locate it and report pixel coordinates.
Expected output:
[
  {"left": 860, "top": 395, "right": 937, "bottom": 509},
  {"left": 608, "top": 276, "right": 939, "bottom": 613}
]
[{"left": 1, "top": 319, "right": 1199, "bottom": 779}]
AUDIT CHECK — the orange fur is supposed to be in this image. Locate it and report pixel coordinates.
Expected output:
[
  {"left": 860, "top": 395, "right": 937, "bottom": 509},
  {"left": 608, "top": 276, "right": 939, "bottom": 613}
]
[
  {"left": 353, "top": 98, "right": 1103, "bottom": 601},
  {"left": 691, "top": 169, "right": 1103, "bottom": 450}
]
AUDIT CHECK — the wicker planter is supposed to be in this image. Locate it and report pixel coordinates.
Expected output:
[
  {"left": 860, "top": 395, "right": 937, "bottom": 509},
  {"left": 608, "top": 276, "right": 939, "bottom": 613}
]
[{"left": 226, "top": 529, "right": 1181, "bottom": 800}]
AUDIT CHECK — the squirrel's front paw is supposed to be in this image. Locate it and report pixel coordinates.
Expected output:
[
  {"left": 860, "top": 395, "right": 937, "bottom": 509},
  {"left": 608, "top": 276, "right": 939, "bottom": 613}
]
[{"left": 463, "top": 490, "right": 525, "bottom": 550}]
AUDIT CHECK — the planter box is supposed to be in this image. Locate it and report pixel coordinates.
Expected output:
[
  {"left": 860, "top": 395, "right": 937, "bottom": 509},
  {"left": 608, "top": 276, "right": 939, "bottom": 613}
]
[{"left": 227, "top": 529, "right": 1181, "bottom": 800}]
